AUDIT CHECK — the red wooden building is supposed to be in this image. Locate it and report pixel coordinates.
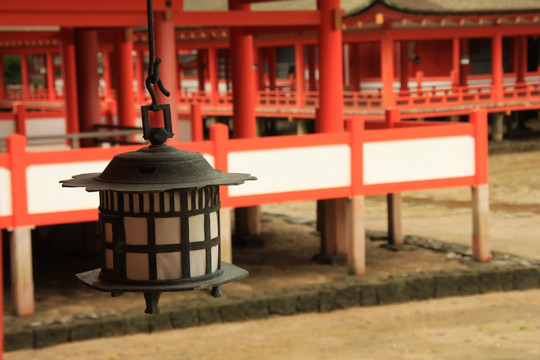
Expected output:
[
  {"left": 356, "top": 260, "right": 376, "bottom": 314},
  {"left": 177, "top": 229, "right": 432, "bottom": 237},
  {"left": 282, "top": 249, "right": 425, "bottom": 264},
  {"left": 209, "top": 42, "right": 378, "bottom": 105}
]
[{"left": 1, "top": 0, "right": 539, "bottom": 355}]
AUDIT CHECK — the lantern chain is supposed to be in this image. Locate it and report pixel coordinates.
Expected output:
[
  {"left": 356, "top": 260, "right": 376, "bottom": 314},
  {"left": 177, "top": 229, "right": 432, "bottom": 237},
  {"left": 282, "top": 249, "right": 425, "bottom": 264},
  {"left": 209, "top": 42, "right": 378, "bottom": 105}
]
[{"left": 145, "top": 0, "right": 170, "bottom": 109}]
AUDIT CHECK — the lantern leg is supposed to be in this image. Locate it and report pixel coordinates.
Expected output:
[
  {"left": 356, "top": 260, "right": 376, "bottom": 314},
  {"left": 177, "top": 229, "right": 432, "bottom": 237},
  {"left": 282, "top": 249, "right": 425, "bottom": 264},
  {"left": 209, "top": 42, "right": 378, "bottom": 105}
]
[
  {"left": 143, "top": 291, "right": 161, "bottom": 314},
  {"left": 211, "top": 286, "right": 222, "bottom": 298}
]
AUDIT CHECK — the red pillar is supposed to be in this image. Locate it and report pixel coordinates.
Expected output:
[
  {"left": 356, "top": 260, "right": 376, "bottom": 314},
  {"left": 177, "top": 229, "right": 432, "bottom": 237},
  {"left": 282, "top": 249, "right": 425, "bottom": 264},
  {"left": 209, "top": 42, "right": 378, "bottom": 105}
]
[
  {"left": 516, "top": 36, "right": 527, "bottom": 83},
  {"left": 102, "top": 51, "right": 112, "bottom": 100},
  {"left": 459, "top": 38, "right": 470, "bottom": 87},
  {"left": 0, "top": 55, "right": 5, "bottom": 100},
  {"left": 61, "top": 28, "right": 79, "bottom": 137},
  {"left": 268, "top": 47, "right": 277, "bottom": 91},
  {"left": 74, "top": 29, "right": 99, "bottom": 146},
  {"left": 295, "top": 42, "right": 305, "bottom": 108},
  {"left": 349, "top": 43, "right": 360, "bottom": 92},
  {"left": 229, "top": 0, "right": 259, "bottom": 238},
  {"left": 492, "top": 29, "right": 503, "bottom": 102},
  {"left": 155, "top": 10, "right": 179, "bottom": 140},
  {"left": 114, "top": 28, "right": 136, "bottom": 127},
  {"left": 307, "top": 45, "right": 317, "bottom": 91},
  {"left": 316, "top": 0, "right": 347, "bottom": 261},
  {"left": 197, "top": 49, "right": 206, "bottom": 93},
  {"left": 20, "top": 54, "right": 29, "bottom": 100},
  {"left": 136, "top": 50, "right": 146, "bottom": 103},
  {"left": 317, "top": 0, "right": 344, "bottom": 133},
  {"left": 399, "top": 41, "right": 409, "bottom": 91},
  {"left": 380, "top": 32, "right": 395, "bottom": 108},
  {"left": 257, "top": 47, "right": 266, "bottom": 90},
  {"left": 45, "top": 51, "right": 56, "bottom": 101},
  {"left": 208, "top": 46, "right": 219, "bottom": 104},
  {"left": 229, "top": 0, "right": 257, "bottom": 139},
  {"left": 452, "top": 38, "right": 460, "bottom": 87}
]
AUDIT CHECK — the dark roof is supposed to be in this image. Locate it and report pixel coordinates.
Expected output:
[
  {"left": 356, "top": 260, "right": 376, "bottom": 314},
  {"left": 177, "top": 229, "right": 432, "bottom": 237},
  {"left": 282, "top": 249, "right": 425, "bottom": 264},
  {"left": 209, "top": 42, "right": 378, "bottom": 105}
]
[
  {"left": 383, "top": 0, "right": 540, "bottom": 14},
  {"left": 183, "top": 0, "right": 540, "bottom": 15}
]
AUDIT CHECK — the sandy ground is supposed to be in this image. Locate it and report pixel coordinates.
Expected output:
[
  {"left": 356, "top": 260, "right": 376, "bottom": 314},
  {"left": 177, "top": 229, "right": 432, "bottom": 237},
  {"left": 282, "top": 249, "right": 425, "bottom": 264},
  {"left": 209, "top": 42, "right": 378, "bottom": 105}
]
[
  {"left": 6, "top": 290, "right": 540, "bottom": 360},
  {"left": 6, "top": 150, "right": 540, "bottom": 359}
]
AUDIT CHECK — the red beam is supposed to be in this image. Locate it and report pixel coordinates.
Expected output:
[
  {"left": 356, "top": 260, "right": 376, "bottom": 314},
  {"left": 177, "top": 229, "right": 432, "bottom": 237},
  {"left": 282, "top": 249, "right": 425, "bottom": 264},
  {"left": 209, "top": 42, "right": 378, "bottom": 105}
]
[
  {"left": 175, "top": 10, "right": 320, "bottom": 27},
  {"left": 0, "top": 12, "right": 148, "bottom": 27},
  {"left": 0, "top": 0, "right": 180, "bottom": 12},
  {"left": 0, "top": 31, "right": 61, "bottom": 42}
]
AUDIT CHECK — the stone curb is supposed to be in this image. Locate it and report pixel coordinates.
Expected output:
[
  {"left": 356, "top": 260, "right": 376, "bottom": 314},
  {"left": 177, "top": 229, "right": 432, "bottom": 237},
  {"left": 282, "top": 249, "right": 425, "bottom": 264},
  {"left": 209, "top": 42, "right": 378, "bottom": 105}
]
[{"left": 5, "top": 263, "right": 540, "bottom": 352}]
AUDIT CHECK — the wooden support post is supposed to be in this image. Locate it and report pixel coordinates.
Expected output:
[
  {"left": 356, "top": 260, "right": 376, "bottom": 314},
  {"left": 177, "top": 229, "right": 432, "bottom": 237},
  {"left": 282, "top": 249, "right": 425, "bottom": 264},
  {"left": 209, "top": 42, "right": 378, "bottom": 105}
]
[
  {"left": 318, "top": 198, "right": 348, "bottom": 262},
  {"left": 346, "top": 196, "right": 365, "bottom": 275},
  {"left": 10, "top": 226, "right": 35, "bottom": 316},
  {"left": 220, "top": 208, "right": 232, "bottom": 263},
  {"left": 387, "top": 193, "right": 403, "bottom": 245},
  {"left": 297, "top": 118, "right": 310, "bottom": 135},
  {"left": 234, "top": 206, "right": 261, "bottom": 238},
  {"left": 471, "top": 108, "right": 490, "bottom": 262},
  {"left": 472, "top": 184, "right": 491, "bottom": 261},
  {"left": 492, "top": 112, "right": 504, "bottom": 141}
]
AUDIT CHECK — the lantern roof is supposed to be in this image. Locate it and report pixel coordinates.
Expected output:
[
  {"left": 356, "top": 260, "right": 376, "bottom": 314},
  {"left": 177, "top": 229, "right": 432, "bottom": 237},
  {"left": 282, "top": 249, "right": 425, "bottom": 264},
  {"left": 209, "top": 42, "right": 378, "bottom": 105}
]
[{"left": 61, "top": 143, "right": 255, "bottom": 192}]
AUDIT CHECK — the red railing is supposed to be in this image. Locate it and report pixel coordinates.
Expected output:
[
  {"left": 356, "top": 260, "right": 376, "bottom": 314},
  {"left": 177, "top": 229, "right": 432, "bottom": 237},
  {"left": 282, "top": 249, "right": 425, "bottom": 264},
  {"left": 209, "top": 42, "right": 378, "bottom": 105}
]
[
  {"left": 3, "top": 81, "right": 540, "bottom": 115},
  {"left": 0, "top": 109, "right": 488, "bottom": 230}
]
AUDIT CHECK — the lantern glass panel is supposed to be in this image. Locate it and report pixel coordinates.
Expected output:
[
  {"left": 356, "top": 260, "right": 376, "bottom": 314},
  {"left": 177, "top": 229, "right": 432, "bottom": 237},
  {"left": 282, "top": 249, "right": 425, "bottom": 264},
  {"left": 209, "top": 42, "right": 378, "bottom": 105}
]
[
  {"left": 126, "top": 253, "right": 149, "bottom": 280},
  {"left": 210, "top": 212, "right": 218, "bottom": 238},
  {"left": 211, "top": 245, "right": 219, "bottom": 272},
  {"left": 104, "top": 222, "right": 113, "bottom": 243},
  {"left": 124, "top": 217, "right": 148, "bottom": 245},
  {"left": 155, "top": 217, "right": 181, "bottom": 245},
  {"left": 105, "top": 249, "right": 114, "bottom": 269},
  {"left": 142, "top": 193, "right": 151, "bottom": 213},
  {"left": 190, "top": 249, "right": 206, "bottom": 277},
  {"left": 157, "top": 252, "right": 182, "bottom": 280},
  {"left": 189, "top": 215, "right": 205, "bottom": 243}
]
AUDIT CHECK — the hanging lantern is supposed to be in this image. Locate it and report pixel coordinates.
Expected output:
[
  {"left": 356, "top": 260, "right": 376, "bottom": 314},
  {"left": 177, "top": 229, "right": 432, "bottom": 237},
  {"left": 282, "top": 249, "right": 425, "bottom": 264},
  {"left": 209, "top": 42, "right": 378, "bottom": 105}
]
[
  {"left": 61, "top": 0, "right": 255, "bottom": 313},
  {"left": 62, "top": 122, "right": 254, "bottom": 313}
]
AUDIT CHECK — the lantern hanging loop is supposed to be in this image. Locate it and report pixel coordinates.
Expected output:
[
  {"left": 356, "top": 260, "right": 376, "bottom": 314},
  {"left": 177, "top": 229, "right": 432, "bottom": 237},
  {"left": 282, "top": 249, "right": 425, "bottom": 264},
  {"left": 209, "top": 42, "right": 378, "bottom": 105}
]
[{"left": 145, "top": 0, "right": 170, "bottom": 108}]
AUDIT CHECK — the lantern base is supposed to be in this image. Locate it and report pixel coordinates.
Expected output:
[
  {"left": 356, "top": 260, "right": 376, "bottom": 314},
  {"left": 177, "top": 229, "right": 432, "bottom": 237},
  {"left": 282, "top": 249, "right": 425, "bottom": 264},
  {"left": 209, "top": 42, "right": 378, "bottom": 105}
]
[{"left": 76, "top": 262, "right": 248, "bottom": 314}]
